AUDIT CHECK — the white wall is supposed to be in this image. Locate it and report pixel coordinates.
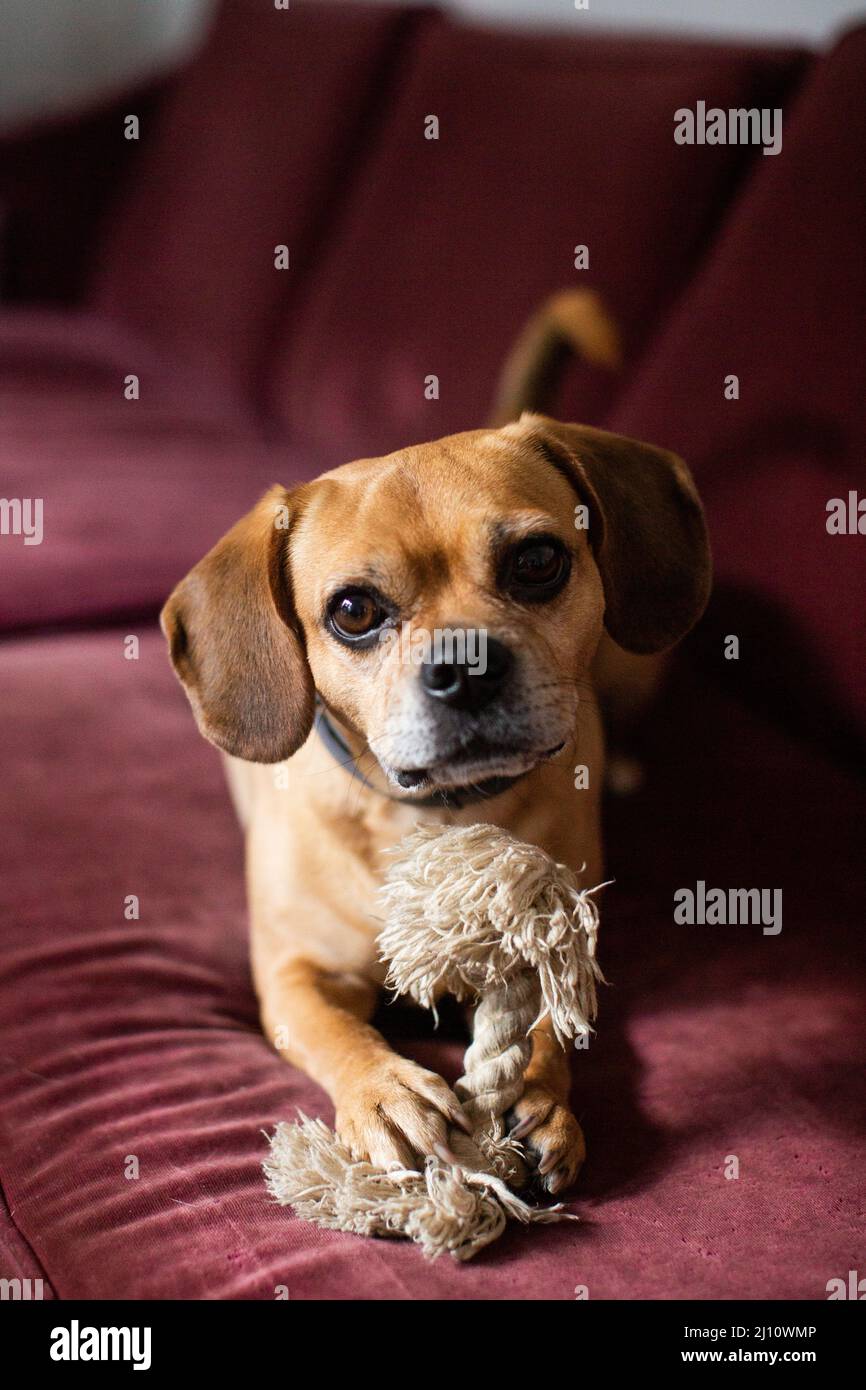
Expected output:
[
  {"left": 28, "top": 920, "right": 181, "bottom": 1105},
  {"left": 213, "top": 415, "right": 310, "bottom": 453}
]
[
  {"left": 1, "top": 0, "right": 863, "bottom": 134},
  {"left": 434, "top": 0, "right": 863, "bottom": 44},
  {"left": 0, "top": 0, "right": 217, "bottom": 133}
]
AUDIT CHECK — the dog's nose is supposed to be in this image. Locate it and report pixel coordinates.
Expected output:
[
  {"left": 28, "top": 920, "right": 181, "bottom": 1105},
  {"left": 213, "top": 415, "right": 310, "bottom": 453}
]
[{"left": 420, "top": 637, "right": 513, "bottom": 712}]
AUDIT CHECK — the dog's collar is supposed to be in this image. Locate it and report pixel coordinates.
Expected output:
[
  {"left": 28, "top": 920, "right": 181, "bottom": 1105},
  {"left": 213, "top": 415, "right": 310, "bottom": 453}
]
[{"left": 313, "top": 702, "right": 521, "bottom": 810}]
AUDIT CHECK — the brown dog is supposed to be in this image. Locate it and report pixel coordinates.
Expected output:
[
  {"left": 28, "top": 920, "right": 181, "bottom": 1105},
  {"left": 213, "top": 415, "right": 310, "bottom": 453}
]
[{"left": 162, "top": 292, "right": 711, "bottom": 1195}]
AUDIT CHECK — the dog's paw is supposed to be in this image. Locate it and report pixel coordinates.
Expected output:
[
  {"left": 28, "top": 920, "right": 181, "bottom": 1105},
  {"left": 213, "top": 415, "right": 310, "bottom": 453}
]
[
  {"left": 507, "top": 1085, "right": 586, "bottom": 1196},
  {"left": 336, "top": 1055, "right": 471, "bottom": 1171}
]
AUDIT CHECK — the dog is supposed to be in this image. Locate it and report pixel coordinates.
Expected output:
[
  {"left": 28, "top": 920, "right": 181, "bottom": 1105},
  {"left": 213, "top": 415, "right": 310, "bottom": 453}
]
[{"left": 161, "top": 291, "right": 711, "bottom": 1195}]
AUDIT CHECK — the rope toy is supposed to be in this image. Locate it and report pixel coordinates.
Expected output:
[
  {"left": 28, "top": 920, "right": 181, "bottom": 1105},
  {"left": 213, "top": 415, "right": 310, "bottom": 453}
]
[{"left": 263, "top": 823, "right": 606, "bottom": 1261}]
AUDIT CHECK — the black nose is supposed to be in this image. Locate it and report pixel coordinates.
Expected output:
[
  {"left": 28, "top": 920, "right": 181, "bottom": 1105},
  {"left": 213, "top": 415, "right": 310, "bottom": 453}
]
[{"left": 420, "top": 636, "right": 513, "bottom": 712}]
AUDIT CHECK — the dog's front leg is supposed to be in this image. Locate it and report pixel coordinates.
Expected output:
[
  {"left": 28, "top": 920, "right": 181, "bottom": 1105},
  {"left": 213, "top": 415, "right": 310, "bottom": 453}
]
[
  {"left": 507, "top": 1016, "right": 586, "bottom": 1196},
  {"left": 259, "top": 958, "right": 470, "bottom": 1169}
]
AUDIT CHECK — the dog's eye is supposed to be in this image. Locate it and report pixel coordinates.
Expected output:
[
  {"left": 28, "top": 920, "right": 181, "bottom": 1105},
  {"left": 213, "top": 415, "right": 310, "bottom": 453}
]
[
  {"left": 328, "top": 589, "right": 385, "bottom": 641},
  {"left": 514, "top": 542, "right": 562, "bottom": 585},
  {"left": 504, "top": 538, "right": 570, "bottom": 602}
]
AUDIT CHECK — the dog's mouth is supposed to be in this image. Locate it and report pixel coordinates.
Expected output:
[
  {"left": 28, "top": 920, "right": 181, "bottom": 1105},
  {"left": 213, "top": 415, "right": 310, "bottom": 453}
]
[{"left": 388, "top": 739, "right": 566, "bottom": 798}]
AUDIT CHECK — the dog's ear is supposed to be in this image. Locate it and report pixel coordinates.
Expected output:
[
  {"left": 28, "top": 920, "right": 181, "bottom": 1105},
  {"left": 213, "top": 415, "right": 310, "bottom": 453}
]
[
  {"left": 512, "top": 414, "right": 712, "bottom": 654},
  {"left": 160, "top": 486, "right": 315, "bottom": 763}
]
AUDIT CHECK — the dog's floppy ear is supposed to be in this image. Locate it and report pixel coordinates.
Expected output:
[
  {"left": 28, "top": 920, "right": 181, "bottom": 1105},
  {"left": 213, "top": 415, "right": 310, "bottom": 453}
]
[
  {"left": 513, "top": 414, "right": 712, "bottom": 654},
  {"left": 160, "top": 485, "right": 315, "bottom": 763}
]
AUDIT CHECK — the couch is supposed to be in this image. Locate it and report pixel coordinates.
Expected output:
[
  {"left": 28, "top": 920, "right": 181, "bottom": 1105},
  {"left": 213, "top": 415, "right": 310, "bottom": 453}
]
[{"left": 1, "top": 0, "right": 863, "bottom": 1299}]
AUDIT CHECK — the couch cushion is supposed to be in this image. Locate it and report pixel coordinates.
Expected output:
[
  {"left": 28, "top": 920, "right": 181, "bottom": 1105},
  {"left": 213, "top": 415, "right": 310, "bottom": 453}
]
[
  {"left": 268, "top": 20, "right": 806, "bottom": 464},
  {"left": 91, "top": 0, "right": 425, "bottom": 405},
  {"left": 0, "top": 629, "right": 862, "bottom": 1298},
  {"left": 609, "top": 26, "right": 866, "bottom": 737},
  {"left": 0, "top": 311, "right": 322, "bottom": 631},
  {"left": 0, "top": 89, "right": 163, "bottom": 307}
]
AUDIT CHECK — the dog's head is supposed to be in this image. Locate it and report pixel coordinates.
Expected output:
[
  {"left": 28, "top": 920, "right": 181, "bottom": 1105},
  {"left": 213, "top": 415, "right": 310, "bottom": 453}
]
[{"left": 161, "top": 416, "right": 711, "bottom": 796}]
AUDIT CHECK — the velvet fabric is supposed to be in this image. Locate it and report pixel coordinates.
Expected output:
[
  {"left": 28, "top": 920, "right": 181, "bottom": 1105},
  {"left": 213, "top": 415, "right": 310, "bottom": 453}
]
[
  {"left": 1, "top": 1, "right": 863, "bottom": 1299},
  {"left": 0, "top": 312, "right": 320, "bottom": 631},
  {"left": 611, "top": 25, "right": 866, "bottom": 744},
  {"left": 269, "top": 18, "right": 806, "bottom": 461},
  {"left": 0, "top": 632, "right": 862, "bottom": 1298}
]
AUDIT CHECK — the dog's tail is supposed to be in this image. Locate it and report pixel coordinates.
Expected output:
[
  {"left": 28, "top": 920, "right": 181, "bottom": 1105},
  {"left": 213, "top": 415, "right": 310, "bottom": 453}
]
[{"left": 488, "top": 288, "right": 621, "bottom": 427}]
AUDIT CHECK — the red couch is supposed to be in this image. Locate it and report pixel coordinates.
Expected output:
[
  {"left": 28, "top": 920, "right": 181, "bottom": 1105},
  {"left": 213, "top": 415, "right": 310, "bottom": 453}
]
[{"left": 1, "top": 1, "right": 863, "bottom": 1299}]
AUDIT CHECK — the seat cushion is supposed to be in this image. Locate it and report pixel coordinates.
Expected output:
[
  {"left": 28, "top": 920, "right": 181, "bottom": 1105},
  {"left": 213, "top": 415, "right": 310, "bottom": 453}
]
[{"left": 0, "top": 629, "right": 862, "bottom": 1298}]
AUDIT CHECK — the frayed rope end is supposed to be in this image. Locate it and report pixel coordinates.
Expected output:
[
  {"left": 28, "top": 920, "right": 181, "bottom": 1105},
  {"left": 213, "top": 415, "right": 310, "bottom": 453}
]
[{"left": 263, "top": 1114, "right": 574, "bottom": 1262}]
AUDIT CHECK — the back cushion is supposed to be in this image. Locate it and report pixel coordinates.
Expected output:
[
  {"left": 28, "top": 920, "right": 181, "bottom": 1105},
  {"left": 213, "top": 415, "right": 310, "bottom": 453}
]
[
  {"left": 611, "top": 27, "right": 866, "bottom": 739},
  {"left": 92, "top": 0, "right": 420, "bottom": 404},
  {"left": 268, "top": 18, "right": 805, "bottom": 463}
]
